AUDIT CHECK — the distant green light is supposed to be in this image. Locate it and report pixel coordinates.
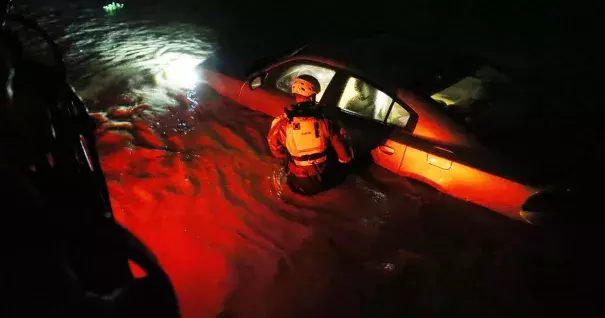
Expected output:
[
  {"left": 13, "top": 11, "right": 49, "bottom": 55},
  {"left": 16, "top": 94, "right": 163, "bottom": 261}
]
[{"left": 103, "top": 2, "right": 124, "bottom": 13}]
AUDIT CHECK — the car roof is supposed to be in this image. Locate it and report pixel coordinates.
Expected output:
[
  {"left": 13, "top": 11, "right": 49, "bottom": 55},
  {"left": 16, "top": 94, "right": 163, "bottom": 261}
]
[{"left": 295, "top": 37, "right": 485, "bottom": 93}]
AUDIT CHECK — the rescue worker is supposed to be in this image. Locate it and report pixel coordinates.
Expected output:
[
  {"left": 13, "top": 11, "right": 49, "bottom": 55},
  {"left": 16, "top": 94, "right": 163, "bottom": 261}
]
[{"left": 267, "top": 75, "right": 354, "bottom": 195}]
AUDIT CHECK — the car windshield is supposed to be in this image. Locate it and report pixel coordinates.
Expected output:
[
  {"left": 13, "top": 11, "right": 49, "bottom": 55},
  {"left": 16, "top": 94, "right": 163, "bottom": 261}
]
[{"left": 428, "top": 66, "right": 531, "bottom": 153}]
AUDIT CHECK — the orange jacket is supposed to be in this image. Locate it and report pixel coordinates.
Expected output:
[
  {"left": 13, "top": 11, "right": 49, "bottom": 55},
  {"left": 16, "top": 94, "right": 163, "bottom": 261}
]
[{"left": 267, "top": 111, "right": 353, "bottom": 177}]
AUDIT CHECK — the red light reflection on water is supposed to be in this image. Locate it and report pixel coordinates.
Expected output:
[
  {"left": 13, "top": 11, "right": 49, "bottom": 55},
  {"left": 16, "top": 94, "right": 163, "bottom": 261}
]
[{"left": 98, "top": 101, "right": 313, "bottom": 317}]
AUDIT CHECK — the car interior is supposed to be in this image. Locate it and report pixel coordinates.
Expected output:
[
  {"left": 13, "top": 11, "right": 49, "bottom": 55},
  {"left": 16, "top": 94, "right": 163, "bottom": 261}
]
[{"left": 338, "top": 77, "right": 391, "bottom": 121}]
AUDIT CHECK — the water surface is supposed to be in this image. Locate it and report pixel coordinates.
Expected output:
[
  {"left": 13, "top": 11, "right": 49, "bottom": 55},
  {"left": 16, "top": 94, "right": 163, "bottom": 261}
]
[{"left": 14, "top": 2, "right": 578, "bottom": 317}]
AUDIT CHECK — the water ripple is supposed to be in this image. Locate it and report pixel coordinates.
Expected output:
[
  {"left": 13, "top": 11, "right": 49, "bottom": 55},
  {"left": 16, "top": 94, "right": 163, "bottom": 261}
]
[{"left": 17, "top": 1, "right": 215, "bottom": 109}]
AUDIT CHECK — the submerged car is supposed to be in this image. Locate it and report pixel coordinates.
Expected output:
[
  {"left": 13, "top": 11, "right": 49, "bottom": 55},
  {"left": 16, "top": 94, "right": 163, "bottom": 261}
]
[{"left": 192, "top": 39, "right": 555, "bottom": 223}]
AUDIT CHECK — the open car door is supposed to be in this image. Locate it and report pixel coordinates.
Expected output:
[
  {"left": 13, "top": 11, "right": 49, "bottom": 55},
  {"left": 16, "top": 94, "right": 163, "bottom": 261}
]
[{"left": 324, "top": 73, "right": 415, "bottom": 174}]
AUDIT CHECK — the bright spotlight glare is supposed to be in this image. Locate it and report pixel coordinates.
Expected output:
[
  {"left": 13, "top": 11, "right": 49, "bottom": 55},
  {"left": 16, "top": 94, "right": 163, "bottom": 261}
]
[{"left": 156, "top": 53, "right": 203, "bottom": 89}]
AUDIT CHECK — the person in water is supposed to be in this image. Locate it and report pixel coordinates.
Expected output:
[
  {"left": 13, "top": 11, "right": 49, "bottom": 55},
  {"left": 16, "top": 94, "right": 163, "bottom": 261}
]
[{"left": 267, "top": 75, "right": 354, "bottom": 195}]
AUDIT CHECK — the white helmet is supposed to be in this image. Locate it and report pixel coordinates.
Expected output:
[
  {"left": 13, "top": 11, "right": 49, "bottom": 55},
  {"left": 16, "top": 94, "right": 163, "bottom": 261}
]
[{"left": 291, "top": 75, "right": 320, "bottom": 97}]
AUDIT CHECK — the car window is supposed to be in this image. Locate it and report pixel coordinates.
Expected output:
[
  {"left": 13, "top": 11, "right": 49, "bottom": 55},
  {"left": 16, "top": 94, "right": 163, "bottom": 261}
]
[
  {"left": 427, "top": 65, "right": 532, "bottom": 154},
  {"left": 428, "top": 66, "right": 513, "bottom": 122},
  {"left": 337, "top": 77, "right": 393, "bottom": 122},
  {"left": 386, "top": 102, "right": 411, "bottom": 128},
  {"left": 429, "top": 67, "right": 494, "bottom": 108},
  {"left": 274, "top": 63, "right": 336, "bottom": 102}
]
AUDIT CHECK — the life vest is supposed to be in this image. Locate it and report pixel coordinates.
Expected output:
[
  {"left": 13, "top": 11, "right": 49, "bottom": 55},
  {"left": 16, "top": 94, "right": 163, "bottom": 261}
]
[{"left": 285, "top": 116, "right": 328, "bottom": 167}]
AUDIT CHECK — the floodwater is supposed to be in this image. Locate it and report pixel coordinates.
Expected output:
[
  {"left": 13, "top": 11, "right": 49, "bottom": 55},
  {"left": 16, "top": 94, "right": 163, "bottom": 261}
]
[{"left": 17, "top": 1, "right": 584, "bottom": 317}]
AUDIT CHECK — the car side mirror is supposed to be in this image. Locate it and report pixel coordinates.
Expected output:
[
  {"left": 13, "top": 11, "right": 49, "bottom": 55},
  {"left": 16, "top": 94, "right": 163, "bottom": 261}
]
[{"left": 248, "top": 74, "right": 264, "bottom": 90}]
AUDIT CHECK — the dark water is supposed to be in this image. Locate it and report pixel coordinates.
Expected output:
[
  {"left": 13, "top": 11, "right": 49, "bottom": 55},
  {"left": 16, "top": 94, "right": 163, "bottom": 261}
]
[
  {"left": 13, "top": 2, "right": 585, "bottom": 318},
  {"left": 16, "top": 0, "right": 213, "bottom": 110}
]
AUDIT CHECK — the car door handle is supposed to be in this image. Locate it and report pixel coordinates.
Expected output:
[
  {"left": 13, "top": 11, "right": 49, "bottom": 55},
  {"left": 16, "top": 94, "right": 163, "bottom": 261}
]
[
  {"left": 379, "top": 145, "right": 395, "bottom": 155},
  {"left": 434, "top": 146, "right": 454, "bottom": 154}
]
